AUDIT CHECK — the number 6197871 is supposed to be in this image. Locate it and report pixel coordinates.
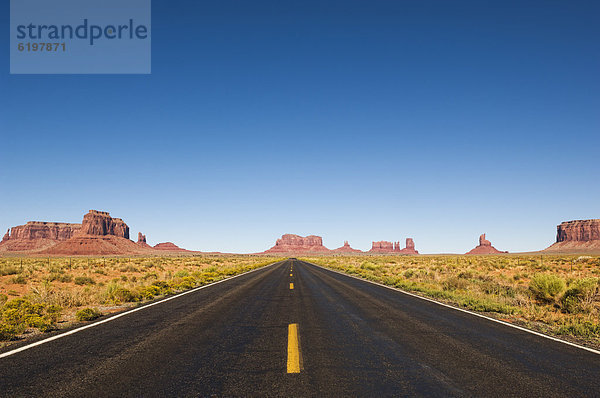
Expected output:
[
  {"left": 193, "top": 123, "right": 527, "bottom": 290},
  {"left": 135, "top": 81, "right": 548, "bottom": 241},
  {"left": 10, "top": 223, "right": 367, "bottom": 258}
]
[{"left": 17, "top": 43, "right": 66, "bottom": 52}]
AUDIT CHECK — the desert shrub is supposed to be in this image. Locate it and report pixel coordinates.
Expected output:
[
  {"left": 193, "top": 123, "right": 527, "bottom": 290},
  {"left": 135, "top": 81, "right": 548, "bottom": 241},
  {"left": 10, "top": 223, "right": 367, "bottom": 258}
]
[
  {"left": 151, "top": 281, "right": 172, "bottom": 294},
  {"left": 557, "top": 321, "right": 600, "bottom": 338},
  {"left": 561, "top": 278, "right": 599, "bottom": 314},
  {"left": 529, "top": 274, "right": 566, "bottom": 303},
  {"left": 458, "top": 271, "right": 474, "bottom": 279},
  {"left": 0, "top": 265, "right": 20, "bottom": 276},
  {"left": 0, "top": 298, "right": 61, "bottom": 338},
  {"left": 442, "top": 276, "right": 469, "bottom": 291},
  {"left": 74, "top": 276, "right": 95, "bottom": 285},
  {"left": 403, "top": 269, "right": 417, "bottom": 279},
  {"left": 142, "top": 272, "right": 158, "bottom": 281},
  {"left": 174, "top": 270, "right": 189, "bottom": 278},
  {"left": 47, "top": 273, "right": 73, "bottom": 283},
  {"left": 480, "top": 281, "right": 516, "bottom": 298},
  {"left": 176, "top": 276, "right": 196, "bottom": 290},
  {"left": 361, "top": 262, "right": 378, "bottom": 271},
  {"left": 105, "top": 283, "right": 139, "bottom": 304},
  {"left": 460, "top": 297, "right": 517, "bottom": 315},
  {"left": 76, "top": 308, "right": 102, "bottom": 321},
  {"left": 138, "top": 285, "right": 161, "bottom": 300},
  {"left": 11, "top": 275, "right": 27, "bottom": 284},
  {"left": 0, "top": 323, "right": 17, "bottom": 340}
]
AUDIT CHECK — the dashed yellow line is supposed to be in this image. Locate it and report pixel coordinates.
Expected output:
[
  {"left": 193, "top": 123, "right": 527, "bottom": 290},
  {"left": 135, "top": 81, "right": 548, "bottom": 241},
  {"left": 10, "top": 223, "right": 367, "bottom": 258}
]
[
  {"left": 287, "top": 323, "right": 300, "bottom": 373},
  {"left": 290, "top": 283, "right": 294, "bottom": 290}
]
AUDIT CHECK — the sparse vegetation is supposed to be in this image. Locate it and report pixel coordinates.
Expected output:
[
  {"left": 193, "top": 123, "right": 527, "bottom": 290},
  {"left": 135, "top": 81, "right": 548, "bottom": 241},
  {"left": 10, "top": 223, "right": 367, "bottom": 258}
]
[
  {"left": 0, "top": 255, "right": 282, "bottom": 342},
  {"left": 75, "top": 308, "right": 102, "bottom": 321},
  {"left": 529, "top": 274, "right": 566, "bottom": 303},
  {"left": 302, "top": 254, "right": 600, "bottom": 346}
]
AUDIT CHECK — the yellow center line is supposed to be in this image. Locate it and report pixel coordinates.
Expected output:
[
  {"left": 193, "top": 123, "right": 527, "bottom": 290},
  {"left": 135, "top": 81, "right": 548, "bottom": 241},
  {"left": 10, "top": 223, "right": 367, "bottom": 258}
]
[
  {"left": 290, "top": 283, "right": 294, "bottom": 289},
  {"left": 287, "top": 323, "right": 301, "bottom": 373},
  {"left": 290, "top": 273, "right": 293, "bottom": 277}
]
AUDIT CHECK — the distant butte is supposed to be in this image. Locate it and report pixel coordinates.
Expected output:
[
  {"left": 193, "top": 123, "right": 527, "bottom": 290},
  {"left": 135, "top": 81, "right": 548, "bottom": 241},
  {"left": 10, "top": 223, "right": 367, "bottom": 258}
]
[
  {"left": 398, "top": 238, "right": 419, "bottom": 255},
  {"left": 263, "top": 234, "right": 331, "bottom": 254},
  {"left": 544, "top": 219, "right": 600, "bottom": 253},
  {"left": 368, "top": 238, "right": 419, "bottom": 254},
  {"left": 333, "top": 241, "right": 362, "bottom": 253},
  {"left": 0, "top": 210, "right": 192, "bottom": 255},
  {"left": 137, "top": 232, "right": 153, "bottom": 249},
  {"left": 40, "top": 210, "right": 144, "bottom": 255},
  {"left": 153, "top": 242, "right": 189, "bottom": 252},
  {"left": 465, "top": 234, "right": 506, "bottom": 254}
]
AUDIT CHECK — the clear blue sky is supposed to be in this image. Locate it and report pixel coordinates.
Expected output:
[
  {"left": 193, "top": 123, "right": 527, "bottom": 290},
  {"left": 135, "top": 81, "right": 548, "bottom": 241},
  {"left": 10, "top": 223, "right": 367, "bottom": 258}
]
[{"left": 1, "top": 0, "right": 599, "bottom": 253}]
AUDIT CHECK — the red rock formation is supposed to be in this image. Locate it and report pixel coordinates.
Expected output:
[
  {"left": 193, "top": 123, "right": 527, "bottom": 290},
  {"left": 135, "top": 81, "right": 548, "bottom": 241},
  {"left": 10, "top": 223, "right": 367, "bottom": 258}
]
[
  {"left": 7, "top": 222, "right": 80, "bottom": 241},
  {"left": 333, "top": 241, "right": 363, "bottom": 253},
  {"left": 544, "top": 220, "right": 600, "bottom": 253},
  {"left": 397, "top": 238, "right": 419, "bottom": 255},
  {"left": 44, "top": 235, "right": 150, "bottom": 255},
  {"left": 479, "top": 234, "right": 491, "bottom": 246},
  {"left": 369, "top": 239, "right": 419, "bottom": 254},
  {"left": 466, "top": 234, "right": 506, "bottom": 254},
  {"left": 153, "top": 242, "right": 188, "bottom": 251},
  {"left": 369, "top": 241, "right": 395, "bottom": 253},
  {"left": 1, "top": 210, "right": 145, "bottom": 254},
  {"left": 136, "top": 232, "right": 153, "bottom": 249},
  {"left": 79, "top": 210, "right": 129, "bottom": 239},
  {"left": 263, "top": 234, "right": 331, "bottom": 253},
  {"left": 556, "top": 220, "right": 600, "bottom": 242},
  {"left": 0, "top": 222, "right": 81, "bottom": 251}
]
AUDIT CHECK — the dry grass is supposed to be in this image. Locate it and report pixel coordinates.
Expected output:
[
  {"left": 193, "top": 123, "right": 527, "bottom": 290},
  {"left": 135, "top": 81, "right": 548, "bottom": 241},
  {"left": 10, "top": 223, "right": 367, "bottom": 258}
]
[
  {"left": 301, "top": 254, "right": 600, "bottom": 346},
  {"left": 0, "top": 255, "right": 282, "bottom": 342}
]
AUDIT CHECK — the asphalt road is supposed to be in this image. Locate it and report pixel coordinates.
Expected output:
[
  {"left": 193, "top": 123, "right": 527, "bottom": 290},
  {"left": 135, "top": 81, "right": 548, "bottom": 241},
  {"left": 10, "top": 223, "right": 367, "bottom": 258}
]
[{"left": 0, "top": 259, "right": 598, "bottom": 397}]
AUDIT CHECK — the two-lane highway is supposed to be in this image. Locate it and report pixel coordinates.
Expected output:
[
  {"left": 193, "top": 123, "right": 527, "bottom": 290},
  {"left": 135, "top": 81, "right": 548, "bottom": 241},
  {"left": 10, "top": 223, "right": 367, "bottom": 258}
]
[{"left": 0, "top": 259, "right": 598, "bottom": 397}]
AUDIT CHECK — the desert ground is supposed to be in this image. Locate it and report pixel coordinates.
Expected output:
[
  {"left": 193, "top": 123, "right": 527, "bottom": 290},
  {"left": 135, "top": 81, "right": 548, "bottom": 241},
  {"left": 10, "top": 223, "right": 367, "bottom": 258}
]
[
  {"left": 1, "top": 253, "right": 599, "bottom": 349},
  {"left": 0, "top": 255, "right": 283, "bottom": 343},
  {"left": 302, "top": 254, "right": 600, "bottom": 347}
]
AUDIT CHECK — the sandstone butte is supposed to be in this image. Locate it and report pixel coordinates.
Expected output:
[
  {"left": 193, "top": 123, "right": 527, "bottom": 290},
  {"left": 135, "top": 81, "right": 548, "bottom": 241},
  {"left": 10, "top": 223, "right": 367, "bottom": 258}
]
[
  {"left": 332, "top": 241, "right": 362, "bottom": 253},
  {"left": 544, "top": 219, "right": 600, "bottom": 253},
  {"left": 136, "top": 232, "right": 153, "bottom": 249},
  {"left": 262, "top": 234, "right": 419, "bottom": 255},
  {"left": 0, "top": 210, "right": 191, "bottom": 255},
  {"left": 368, "top": 238, "right": 419, "bottom": 255},
  {"left": 465, "top": 234, "right": 507, "bottom": 255},
  {"left": 153, "top": 242, "right": 189, "bottom": 252},
  {"left": 263, "top": 234, "right": 332, "bottom": 254}
]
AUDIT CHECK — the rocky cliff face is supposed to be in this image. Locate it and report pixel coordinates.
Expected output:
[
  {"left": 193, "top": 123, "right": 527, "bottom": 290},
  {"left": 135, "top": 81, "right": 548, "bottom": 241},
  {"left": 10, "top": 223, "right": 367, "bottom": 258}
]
[
  {"left": 369, "top": 241, "right": 395, "bottom": 253},
  {"left": 368, "top": 239, "right": 418, "bottom": 254},
  {"left": 136, "top": 232, "right": 153, "bottom": 249},
  {"left": 397, "top": 238, "right": 419, "bottom": 254},
  {"left": 264, "top": 234, "right": 331, "bottom": 253},
  {"left": 278, "top": 234, "right": 324, "bottom": 247},
  {"left": 466, "top": 234, "right": 506, "bottom": 254},
  {"left": 5, "top": 222, "right": 81, "bottom": 241},
  {"left": 0, "top": 210, "right": 134, "bottom": 253},
  {"left": 0, "top": 221, "right": 82, "bottom": 251},
  {"left": 544, "top": 219, "right": 600, "bottom": 253},
  {"left": 79, "top": 210, "right": 129, "bottom": 239},
  {"left": 556, "top": 220, "right": 600, "bottom": 242}
]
